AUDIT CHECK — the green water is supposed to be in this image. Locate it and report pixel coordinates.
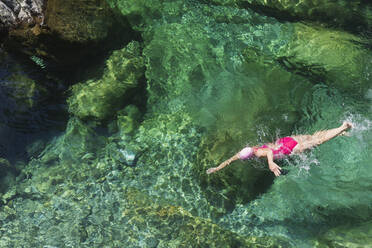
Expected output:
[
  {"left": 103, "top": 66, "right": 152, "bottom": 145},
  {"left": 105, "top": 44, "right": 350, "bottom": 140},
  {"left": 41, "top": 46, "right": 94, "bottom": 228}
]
[{"left": 0, "top": 0, "right": 372, "bottom": 247}]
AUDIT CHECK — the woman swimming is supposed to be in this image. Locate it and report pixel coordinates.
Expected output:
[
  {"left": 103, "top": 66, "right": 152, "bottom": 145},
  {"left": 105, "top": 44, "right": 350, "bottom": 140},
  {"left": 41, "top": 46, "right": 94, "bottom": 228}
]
[{"left": 206, "top": 121, "right": 353, "bottom": 176}]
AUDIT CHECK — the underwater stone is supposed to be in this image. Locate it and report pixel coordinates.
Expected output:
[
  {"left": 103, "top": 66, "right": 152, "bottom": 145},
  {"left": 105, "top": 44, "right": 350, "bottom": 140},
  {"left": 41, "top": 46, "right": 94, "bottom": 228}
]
[
  {"left": 0, "top": 157, "right": 11, "bottom": 169},
  {"left": 44, "top": 0, "right": 117, "bottom": 43},
  {"left": 117, "top": 149, "right": 136, "bottom": 167},
  {"left": 317, "top": 221, "right": 372, "bottom": 247},
  {"left": 0, "top": 50, "right": 48, "bottom": 110},
  {"left": 38, "top": 117, "right": 105, "bottom": 166},
  {"left": 68, "top": 41, "right": 144, "bottom": 120},
  {"left": 277, "top": 23, "right": 371, "bottom": 92},
  {"left": 2, "top": 73, "right": 47, "bottom": 110},
  {"left": 116, "top": 105, "right": 142, "bottom": 135},
  {"left": 0, "top": 158, "right": 17, "bottom": 196},
  {"left": 240, "top": 0, "right": 372, "bottom": 34},
  {"left": 119, "top": 188, "right": 291, "bottom": 247},
  {"left": 0, "top": 49, "right": 67, "bottom": 139},
  {"left": 0, "top": 180, "right": 291, "bottom": 247}
]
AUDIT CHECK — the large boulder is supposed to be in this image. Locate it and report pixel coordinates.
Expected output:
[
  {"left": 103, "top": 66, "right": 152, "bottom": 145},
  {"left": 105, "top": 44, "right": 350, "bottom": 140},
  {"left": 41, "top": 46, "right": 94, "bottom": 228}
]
[
  {"left": 207, "top": 0, "right": 372, "bottom": 33},
  {"left": 67, "top": 41, "right": 145, "bottom": 121},
  {"left": 276, "top": 23, "right": 372, "bottom": 92},
  {"left": 2, "top": 0, "right": 136, "bottom": 72},
  {"left": 317, "top": 221, "right": 372, "bottom": 248},
  {"left": 246, "top": 0, "right": 372, "bottom": 33},
  {"left": 0, "top": 0, "right": 44, "bottom": 32}
]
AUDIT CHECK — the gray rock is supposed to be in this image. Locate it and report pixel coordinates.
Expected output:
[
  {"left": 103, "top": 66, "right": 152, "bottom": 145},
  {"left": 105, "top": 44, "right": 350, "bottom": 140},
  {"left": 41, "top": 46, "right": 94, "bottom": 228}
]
[
  {"left": 0, "top": 0, "right": 44, "bottom": 30},
  {"left": 0, "top": 1, "right": 17, "bottom": 28}
]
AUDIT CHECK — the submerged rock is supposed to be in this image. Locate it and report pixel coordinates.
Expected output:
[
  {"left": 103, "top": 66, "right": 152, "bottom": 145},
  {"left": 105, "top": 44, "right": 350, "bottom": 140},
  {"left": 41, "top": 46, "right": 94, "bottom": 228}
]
[
  {"left": 207, "top": 0, "right": 372, "bottom": 33},
  {"left": 0, "top": 157, "right": 16, "bottom": 198},
  {"left": 241, "top": 0, "right": 372, "bottom": 33},
  {"left": 0, "top": 176, "right": 291, "bottom": 247},
  {"left": 0, "top": 50, "right": 49, "bottom": 114},
  {"left": 2, "top": 73, "right": 47, "bottom": 110},
  {"left": 38, "top": 117, "right": 106, "bottom": 165},
  {"left": 67, "top": 41, "right": 145, "bottom": 120},
  {"left": 317, "top": 221, "right": 372, "bottom": 248},
  {"left": 116, "top": 105, "right": 142, "bottom": 136},
  {"left": 276, "top": 23, "right": 372, "bottom": 92}
]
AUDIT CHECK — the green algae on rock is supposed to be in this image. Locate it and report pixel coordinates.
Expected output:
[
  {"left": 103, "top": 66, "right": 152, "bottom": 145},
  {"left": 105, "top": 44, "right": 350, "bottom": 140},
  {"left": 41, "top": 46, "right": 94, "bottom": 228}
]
[
  {"left": 0, "top": 51, "right": 48, "bottom": 111},
  {"left": 0, "top": 174, "right": 290, "bottom": 247},
  {"left": 38, "top": 117, "right": 106, "bottom": 166},
  {"left": 240, "top": 0, "right": 372, "bottom": 34},
  {"left": 116, "top": 105, "right": 142, "bottom": 136},
  {"left": 117, "top": 188, "right": 291, "bottom": 248},
  {"left": 316, "top": 221, "right": 372, "bottom": 248},
  {"left": 3, "top": 73, "right": 47, "bottom": 110},
  {"left": 68, "top": 41, "right": 144, "bottom": 120},
  {"left": 277, "top": 23, "right": 372, "bottom": 92}
]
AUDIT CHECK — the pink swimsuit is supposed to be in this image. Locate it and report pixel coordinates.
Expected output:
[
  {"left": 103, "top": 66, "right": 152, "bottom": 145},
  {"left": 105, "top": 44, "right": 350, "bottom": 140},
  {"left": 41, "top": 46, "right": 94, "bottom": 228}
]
[
  {"left": 238, "top": 137, "right": 298, "bottom": 160},
  {"left": 258, "top": 137, "right": 298, "bottom": 159}
]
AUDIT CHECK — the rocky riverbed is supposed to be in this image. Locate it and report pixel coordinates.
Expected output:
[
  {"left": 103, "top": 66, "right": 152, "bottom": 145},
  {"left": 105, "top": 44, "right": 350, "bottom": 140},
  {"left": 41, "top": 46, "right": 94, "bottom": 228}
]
[{"left": 0, "top": 0, "right": 371, "bottom": 247}]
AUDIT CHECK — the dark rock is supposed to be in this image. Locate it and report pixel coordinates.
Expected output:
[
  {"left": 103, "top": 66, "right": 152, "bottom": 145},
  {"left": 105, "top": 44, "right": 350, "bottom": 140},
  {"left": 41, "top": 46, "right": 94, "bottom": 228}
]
[
  {"left": 67, "top": 41, "right": 145, "bottom": 121},
  {"left": 2, "top": 0, "right": 138, "bottom": 76},
  {"left": 208, "top": 0, "right": 372, "bottom": 34}
]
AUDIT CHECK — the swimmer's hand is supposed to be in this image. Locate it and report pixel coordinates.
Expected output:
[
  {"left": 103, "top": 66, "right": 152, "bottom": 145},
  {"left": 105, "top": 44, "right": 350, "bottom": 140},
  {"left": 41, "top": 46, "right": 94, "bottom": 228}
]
[
  {"left": 206, "top": 167, "right": 217, "bottom": 174},
  {"left": 342, "top": 121, "right": 353, "bottom": 130},
  {"left": 269, "top": 162, "right": 282, "bottom": 177}
]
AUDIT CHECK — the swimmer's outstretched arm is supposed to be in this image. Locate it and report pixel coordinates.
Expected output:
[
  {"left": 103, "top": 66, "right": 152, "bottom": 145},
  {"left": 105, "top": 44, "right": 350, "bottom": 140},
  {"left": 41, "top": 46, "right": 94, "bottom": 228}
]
[
  {"left": 255, "top": 148, "right": 282, "bottom": 177},
  {"left": 206, "top": 153, "right": 240, "bottom": 174}
]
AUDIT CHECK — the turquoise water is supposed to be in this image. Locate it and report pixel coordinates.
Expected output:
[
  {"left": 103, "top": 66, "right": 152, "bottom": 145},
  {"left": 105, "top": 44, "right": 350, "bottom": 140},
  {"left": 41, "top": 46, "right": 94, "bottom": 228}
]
[
  {"left": 0, "top": 0, "right": 372, "bottom": 247},
  {"left": 220, "top": 86, "right": 372, "bottom": 246}
]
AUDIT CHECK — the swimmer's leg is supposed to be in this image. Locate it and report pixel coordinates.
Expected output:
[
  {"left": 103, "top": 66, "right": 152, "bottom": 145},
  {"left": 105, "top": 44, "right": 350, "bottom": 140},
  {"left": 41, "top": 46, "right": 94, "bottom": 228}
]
[{"left": 292, "top": 122, "right": 352, "bottom": 153}]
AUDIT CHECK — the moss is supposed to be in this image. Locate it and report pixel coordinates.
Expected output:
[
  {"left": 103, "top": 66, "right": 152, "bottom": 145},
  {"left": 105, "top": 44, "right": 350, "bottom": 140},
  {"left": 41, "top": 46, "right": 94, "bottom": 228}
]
[
  {"left": 120, "top": 188, "right": 291, "bottom": 247},
  {"left": 37, "top": 117, "right": 106, "bottom": 166},
  {"left": 3, "top": 73, "right": 47, "bottom": 110},
  {"left": 116, "top": 105, "right": 142, "bottom": 135},
  {"left": 277, "top": 23, "right": 371, "bottom": 92},
  {"left": 216, "top": 0, "right": 372, "bottom": 34},
  {"left": 68, "top": 41, "right": 144, "bottom": 120},
  {"left": 316, "top": 221, "right": 372, "bottom": 248}
]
